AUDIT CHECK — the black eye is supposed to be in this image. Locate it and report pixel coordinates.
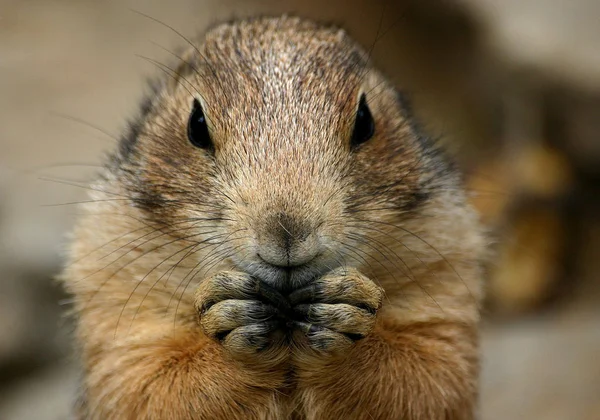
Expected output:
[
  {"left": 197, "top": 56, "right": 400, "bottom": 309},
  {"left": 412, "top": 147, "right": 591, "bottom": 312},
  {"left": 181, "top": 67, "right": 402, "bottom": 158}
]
[
  {"left": 351, "top": 94, "right": 375, "bottom": 148},
  {"left": 188, "top": 99, "right": 213, "bottom": 150}
]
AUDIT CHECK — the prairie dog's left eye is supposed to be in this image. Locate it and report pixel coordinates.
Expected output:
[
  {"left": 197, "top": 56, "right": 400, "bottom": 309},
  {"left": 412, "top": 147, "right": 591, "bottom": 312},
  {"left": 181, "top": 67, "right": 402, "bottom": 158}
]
[
  {"left": 351, "top": 94, "right": 375, "bottom": 148},
  {"left": 188, "top": 99, "right": 213, "bottom": 150}
]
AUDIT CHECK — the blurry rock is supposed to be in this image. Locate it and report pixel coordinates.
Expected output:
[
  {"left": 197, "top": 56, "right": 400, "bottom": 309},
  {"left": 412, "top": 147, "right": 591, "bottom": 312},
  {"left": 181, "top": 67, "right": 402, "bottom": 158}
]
[
  {"left": 0, "top": 362, "right": 78, "bottom": 420},
  {"left": 0, "top": 167, "right": 71, "bottom": 384}
]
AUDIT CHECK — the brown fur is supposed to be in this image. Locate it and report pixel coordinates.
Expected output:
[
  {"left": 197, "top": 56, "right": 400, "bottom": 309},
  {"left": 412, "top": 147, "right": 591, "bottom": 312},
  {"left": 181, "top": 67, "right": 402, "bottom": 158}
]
[{"left": 60, "top": 16, "right": 485, "bottom": 419}]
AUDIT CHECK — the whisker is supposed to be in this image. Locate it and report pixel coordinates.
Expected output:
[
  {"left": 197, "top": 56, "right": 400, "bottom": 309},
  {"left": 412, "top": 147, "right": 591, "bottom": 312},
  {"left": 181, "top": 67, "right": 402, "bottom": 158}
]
[
  {"left": 339, "top": 237, "right": 411, "bottom": 307},
  {"left": 87, "top": 228, "right": 228, "bottom": 320},
  {"left": 136, "top": 54, "right": 197, "bottom": 98},
  {"left": 67, "top": 217, "right": 185, "bottom": 268},
  {"left": 349, "top": 226, "right": 445, "bottom": 313},
  {"left": 166, "top": 230, "right": 248, "bottom": 315},
  {"left": 98, "top": 219, "right": 202, "bottom": 262},
  {"left": 79, "top": 226, "right": 217, "bottom": 313},
  {"left": 129, "top": 9, "right": 224, "bottom": 110},
  {"left": 353, "top": 217, "right": 478, "bottom": 307},
  {"left": 49, "top": 111, "right": 119, "bottom": 142},
  {"left": 171, "top": 240, "right": 250, "bottom": 325},
  {"left": 347, "top": 231, "right": 445, "bottom": 313},
  {"left": 42, "top": 198, "right": 132, "bottom": 207},
  {"left": 116, "top": 240, "right": 201, "bottom": 337},
  {"left": 39, "top": 175, "right": 126, "bottom": 198}
]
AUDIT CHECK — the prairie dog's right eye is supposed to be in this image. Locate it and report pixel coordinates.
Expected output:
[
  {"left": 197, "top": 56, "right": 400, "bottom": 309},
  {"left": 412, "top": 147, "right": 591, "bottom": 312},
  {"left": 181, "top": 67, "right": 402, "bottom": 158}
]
[{"left": 188, "top": 99, "right": 213, "bottom": 150}]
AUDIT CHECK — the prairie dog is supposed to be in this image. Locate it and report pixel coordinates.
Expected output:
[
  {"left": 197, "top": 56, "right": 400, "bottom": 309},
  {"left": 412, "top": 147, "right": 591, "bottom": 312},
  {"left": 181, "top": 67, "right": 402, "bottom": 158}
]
[{"left": 60, "top": 15, "right": 485, "bottom": 419}]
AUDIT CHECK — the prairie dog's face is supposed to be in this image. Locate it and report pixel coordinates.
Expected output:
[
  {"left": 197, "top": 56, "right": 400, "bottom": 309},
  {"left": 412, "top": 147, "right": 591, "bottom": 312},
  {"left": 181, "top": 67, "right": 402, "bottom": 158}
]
[{"left": 117, "top": 17, "right": 447, "bottom": 291}]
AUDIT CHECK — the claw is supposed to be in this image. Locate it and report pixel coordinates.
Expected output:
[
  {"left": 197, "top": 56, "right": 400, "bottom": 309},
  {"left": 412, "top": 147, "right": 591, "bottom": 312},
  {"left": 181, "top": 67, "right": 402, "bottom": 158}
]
[
  {"left": 254, "top": 279, "right": 294, "bottom": 318},
  {"left": 288, "top": 320, "right": 325, "bottom": 335},
  {"left": 293, "top": 304, "right": 310, "bottom": 317},
  {"left": 288, "top": 284, "right": 318, "bottom": 305}
]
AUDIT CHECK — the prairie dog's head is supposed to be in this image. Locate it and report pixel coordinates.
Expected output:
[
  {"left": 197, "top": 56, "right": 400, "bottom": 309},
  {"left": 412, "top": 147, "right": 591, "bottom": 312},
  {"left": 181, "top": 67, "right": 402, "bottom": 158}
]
[{"left": 112, "top": 16, "right": 460, "bottom": 292}]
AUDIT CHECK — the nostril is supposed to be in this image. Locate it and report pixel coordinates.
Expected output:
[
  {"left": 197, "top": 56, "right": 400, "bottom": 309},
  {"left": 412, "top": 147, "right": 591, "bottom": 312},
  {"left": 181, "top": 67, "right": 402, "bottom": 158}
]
[{"left": 275, "top": 213, "right": 307, "bottom": 245}]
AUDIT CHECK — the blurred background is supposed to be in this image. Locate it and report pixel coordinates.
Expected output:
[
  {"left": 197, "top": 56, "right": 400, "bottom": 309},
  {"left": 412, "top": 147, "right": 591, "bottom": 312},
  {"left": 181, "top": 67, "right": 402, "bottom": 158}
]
[{"left": 0, "top": 0, "right": 598, "bottom": 418}]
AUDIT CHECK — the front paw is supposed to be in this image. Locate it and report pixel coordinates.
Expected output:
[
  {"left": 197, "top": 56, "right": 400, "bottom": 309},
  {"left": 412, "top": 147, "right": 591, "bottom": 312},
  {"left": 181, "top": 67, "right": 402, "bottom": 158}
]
[
  {"left": 194, "top": 271, "right": 291, "bottom": 361},
  {"left": 288, "top": 267, "right": 384, "bottom": 356}
]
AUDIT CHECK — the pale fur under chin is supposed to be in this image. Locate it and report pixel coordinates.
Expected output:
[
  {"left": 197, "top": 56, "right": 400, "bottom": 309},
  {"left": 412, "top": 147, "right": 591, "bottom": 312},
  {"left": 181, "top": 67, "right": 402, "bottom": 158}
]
[{"left": 59, "top": 15, "right": 485, "bottom": 420}]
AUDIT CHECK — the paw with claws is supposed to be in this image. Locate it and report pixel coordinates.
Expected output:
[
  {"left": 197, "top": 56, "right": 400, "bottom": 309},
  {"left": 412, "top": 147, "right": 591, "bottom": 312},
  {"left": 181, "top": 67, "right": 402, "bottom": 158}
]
[
  {"left": 195, "top": 268, "right": 384, "bottom": 363},
  {"left": 289, "top": 267, "right": 384, "bottom": 356},
  {"left": 194, "top": 271, "right": 291, "bottom": 361}
]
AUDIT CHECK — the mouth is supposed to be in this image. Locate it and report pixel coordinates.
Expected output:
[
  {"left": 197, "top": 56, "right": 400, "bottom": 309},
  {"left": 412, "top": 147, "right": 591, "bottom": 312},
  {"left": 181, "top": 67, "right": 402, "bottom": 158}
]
[{"left": 233, "top": 256, "right": 336, "bottom": 293}]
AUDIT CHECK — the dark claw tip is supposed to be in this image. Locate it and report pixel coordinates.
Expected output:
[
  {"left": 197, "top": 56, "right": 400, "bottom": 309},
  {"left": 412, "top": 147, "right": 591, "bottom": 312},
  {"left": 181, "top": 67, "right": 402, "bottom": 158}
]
[
  {"left": 254, "top": 279, "right": 293, "bottom": 314},
  {"left": 344, "top": 332, "right": 365, "bottom": 341},
  {"left": 288, "top": 320, "right": 311, "bottom": 333},
  {"left": 198, "top": 299, "right": 215, "bottom": 315},
  {"left": 308, "top": 325, "right": 326, "bottom": 335},
  {"left": 293, "top": 304, "right": 310, "bottom": 315},
  {"left": 214, "top": 330, "right": 230, "bottom": 342}
]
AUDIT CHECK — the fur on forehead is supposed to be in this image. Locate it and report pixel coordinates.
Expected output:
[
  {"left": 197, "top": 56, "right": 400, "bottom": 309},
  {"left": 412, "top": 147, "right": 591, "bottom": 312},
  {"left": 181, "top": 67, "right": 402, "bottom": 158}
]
[
  {"left": 177, "top": 16, "right": 369, "bottom": 120},
  {"left": 201, "top": 15, "right": 364, "bottom": 78}
]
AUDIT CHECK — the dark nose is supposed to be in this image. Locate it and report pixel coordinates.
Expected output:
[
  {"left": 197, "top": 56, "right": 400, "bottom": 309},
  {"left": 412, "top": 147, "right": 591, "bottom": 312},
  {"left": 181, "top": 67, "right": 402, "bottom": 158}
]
[{"left": 257, "top": 213, "right": 320, "bottom": 268}]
